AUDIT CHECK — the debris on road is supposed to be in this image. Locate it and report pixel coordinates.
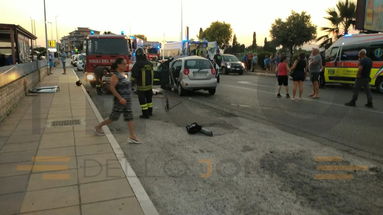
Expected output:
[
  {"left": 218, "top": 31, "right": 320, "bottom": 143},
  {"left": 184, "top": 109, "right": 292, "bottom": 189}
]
[{"left": 29, "top": 86, "right": 60, "bottom": 93}]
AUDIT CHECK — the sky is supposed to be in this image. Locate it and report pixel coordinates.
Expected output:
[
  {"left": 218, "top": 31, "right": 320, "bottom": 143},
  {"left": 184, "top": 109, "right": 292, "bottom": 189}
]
[{"left": 0, "top": 0, "right": 350, "bottom": 47}]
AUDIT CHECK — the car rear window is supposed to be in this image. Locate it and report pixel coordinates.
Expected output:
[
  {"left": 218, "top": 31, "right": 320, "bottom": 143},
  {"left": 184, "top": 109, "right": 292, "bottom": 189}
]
[{"left": 185, "top": 59, "right": 212, "bottom": 69}]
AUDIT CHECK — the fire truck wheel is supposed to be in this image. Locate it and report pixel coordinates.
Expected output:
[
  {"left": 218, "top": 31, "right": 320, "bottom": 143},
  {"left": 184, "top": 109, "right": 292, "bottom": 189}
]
[{"left": 90, "top": 81, "right": 97, "bottom": 88}]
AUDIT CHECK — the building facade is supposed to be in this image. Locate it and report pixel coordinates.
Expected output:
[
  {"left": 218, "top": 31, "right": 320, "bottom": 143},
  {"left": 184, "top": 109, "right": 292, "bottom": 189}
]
[{"left": 61, "top": 27, "right": 100, "bottom": 53}]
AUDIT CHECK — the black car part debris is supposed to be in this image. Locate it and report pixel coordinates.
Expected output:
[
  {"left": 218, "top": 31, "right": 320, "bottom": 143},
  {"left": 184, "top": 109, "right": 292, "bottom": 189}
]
[{"left": 186, "top": 122, "right": 213, "bottom": 137}]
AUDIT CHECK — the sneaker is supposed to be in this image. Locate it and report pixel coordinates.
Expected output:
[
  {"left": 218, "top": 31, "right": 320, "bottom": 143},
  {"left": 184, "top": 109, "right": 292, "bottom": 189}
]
[
  {"left": 365, "top": 103, "right": 373, "bottom": 108},
  {"left": 128, "top": 138, "right": 141, "bottom": 144},
  {"left": 345, "top": 101, "right": 356, "bottom": 107},
  {"left": 94, "top": 128, "right": 105, "bottom": 136},
  {"left": 286, "top": 94, "right": 290, "bottom": 99},
  {"left": 277, "top": 94, "right": 282, "bottom": 98}
]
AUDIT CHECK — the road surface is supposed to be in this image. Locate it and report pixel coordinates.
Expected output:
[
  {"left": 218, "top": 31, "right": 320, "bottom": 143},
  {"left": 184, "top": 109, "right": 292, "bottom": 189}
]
[{"left": 78, "top": 70, "right": 383, "bottom": 215}]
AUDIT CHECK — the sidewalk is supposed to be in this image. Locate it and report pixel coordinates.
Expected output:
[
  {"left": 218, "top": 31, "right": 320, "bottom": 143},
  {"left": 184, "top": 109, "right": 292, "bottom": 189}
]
[{"left": 0, "top": 65, "right": 156, "bottom": 214}]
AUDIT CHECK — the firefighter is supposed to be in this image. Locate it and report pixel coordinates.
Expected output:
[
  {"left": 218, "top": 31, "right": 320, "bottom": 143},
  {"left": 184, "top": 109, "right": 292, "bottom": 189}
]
[{"left": 131, "top": 48, "right": 154, "bottom": 119}]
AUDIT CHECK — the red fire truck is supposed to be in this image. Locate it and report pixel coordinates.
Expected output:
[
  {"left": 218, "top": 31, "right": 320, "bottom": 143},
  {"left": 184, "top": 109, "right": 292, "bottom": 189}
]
[
  {"left": 144, "top": 41, "right": 161, "bottom": 61},
  {"left": 84, "top": 34, "right": 131, "bottom": 88}
]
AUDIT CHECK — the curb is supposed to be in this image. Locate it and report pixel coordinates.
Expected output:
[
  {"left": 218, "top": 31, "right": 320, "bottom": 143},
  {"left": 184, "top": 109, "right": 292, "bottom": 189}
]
[{"left": 72, "top": 70, "right": 159, "bottom": 215}]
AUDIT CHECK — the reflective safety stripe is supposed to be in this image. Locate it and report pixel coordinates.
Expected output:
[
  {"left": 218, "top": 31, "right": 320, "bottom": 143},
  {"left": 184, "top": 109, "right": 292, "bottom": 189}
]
[
  {"left": 138, "top": 86, "right": 152, "bottom": 91},
  {"left": 141, "top": 104, "right": 148, "bottom": 110},
  {"left": 147, "top": 103, "right": 153, "bottom": 108},
  {"left": 153, "top": 78, "right": 160, "bottom": 82}
]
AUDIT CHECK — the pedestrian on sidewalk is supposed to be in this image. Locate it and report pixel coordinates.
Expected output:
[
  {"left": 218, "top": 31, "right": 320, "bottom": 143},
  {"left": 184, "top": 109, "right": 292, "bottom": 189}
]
[
  {"left": 276, "top": 56, "right": 290, "bottom": 98},
  {"left": 264, "top": 55, "right": 271, "bottom": 71},
  {"left": 61, "top": 51, "right": 67, "bottom": 75},
  {"left": 131, "top": 48, "right": 154, "bottom": 119},
  {"left": 48, "top": 52, "right": 54, "bottom": 74},
  {"left": 95, "top": 58, "right": 140, "bottom": 144},
  {"left": 290, "top": 53, "right": 307, "bottom": 100},
  {"left": 308, "top": 48, "right": 322, "bottom": 99},
  {"left": 345, "top": 49, "right": 374, "bottom": 108},
  {"left": 251, "top": 53, "right": 258, "bottom": 72}
]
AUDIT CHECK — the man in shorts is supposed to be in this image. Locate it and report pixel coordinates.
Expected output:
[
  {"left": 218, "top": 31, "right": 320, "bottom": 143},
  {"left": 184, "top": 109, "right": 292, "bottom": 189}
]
[{"left": 309, "top": 48, "right": 322, "bottom": 99}]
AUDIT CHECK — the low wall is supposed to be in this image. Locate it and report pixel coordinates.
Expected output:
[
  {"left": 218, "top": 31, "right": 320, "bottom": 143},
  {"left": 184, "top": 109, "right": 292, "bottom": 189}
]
[{"left": 0, "top": 61, "right": 49, "bottom": 122}]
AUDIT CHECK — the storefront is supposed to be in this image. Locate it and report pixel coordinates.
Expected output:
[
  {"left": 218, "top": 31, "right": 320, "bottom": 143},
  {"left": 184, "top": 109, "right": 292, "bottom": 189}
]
[{"left": 0, "top": 24, "right": 37, "bottom": 67}]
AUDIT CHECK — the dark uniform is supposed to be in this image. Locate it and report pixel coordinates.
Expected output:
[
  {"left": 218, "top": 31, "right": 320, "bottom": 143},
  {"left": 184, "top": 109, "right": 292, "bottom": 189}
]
[{"left": 131, "top": 49, "right": 154, "bottom": 118}]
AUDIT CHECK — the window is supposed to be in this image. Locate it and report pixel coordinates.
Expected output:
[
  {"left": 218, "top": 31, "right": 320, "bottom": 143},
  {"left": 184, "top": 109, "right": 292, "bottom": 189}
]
[
  {"left": 369, "top": 45, "right": 383, "bottom": 61},
  {"left": 327, "top": 47, "right": 339, "bottom": 61},
  {"left": 223, "top": 55, "right": 239, "bottom": 62},
  {"left": 172, "top": 60, "right": 182, "bottom": 71},
  {"left": 89, "top": 38, "right": 129, "bottom": 55},
  {"left": 341, "top": 48, "right": 360, "bottom": 61},
  {"left": 185, "top": 59, "right": 212, "bottom": 70}
]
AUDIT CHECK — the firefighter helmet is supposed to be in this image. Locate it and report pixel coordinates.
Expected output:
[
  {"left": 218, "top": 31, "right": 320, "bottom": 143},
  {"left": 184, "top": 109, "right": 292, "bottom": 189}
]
[{"left": 136, "top": 48, "right": 145, "bottom": 57}]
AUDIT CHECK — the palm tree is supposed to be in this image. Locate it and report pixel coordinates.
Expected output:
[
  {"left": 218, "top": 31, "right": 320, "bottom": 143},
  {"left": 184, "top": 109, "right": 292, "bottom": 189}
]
[
  {"left": 317, "top": 0, "right": 356, "bottom": 49},
  {"left": 336, "top": 0, "right": 356, "bottom": 35}
]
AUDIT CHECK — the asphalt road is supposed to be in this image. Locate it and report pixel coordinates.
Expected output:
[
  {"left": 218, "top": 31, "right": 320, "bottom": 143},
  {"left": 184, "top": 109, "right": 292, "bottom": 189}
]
[{"left": 77, "top": 70, "right": 383, "bottom": 215}]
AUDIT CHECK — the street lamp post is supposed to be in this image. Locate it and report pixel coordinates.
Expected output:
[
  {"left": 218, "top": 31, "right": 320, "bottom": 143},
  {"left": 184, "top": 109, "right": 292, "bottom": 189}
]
[{"left": 43, "top": 0, "right": 50, "bottom": 74}]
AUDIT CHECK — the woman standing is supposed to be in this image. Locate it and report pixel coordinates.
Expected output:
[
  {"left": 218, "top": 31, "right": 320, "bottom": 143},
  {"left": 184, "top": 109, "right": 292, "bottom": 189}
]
[
  {"left": 95, "top": 58, "right": 140, "bottom": 144},
  {"left": 290, "top": 53, "right": 307, "bottom": 100},
  {"left": 276, "top": 56, "right": 290, "bottom": 98}
]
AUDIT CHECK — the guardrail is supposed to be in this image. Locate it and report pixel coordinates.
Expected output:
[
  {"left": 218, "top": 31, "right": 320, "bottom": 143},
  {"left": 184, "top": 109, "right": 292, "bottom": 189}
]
[{"left": 0, "top": 60, "right": 47, "bottom": 88}]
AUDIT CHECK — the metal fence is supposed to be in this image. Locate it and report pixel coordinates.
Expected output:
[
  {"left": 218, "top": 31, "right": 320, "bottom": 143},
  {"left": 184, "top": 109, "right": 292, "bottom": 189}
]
[{"left": 0, "top": 60, "right": 47, "bottom": 88}]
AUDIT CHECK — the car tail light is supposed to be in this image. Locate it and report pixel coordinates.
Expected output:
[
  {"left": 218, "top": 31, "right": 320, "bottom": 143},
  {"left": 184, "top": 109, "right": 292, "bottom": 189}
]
[
  {"left": 211, "top": 68, "right": 217, "bottom": 75},
  {"left": 183, "top": 69, "right": 190, "bottom": 75}
]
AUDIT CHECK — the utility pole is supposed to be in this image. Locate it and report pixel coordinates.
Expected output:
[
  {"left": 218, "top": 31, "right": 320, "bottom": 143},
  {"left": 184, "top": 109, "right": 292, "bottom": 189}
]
[
  {"left": 43, "top": 0, "right": 50, "bottom": 73},
  {"left": 55, "top": 16, "right": 59, "bottom": 51},
  {"left": 180, "top": 0, "right": 183, "bottom": 41}
]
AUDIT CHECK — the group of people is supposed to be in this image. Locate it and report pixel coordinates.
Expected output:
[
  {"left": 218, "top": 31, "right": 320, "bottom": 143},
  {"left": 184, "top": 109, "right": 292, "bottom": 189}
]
[
  {"left": 275, "top": 48, "right": 374, "bottom": 107},
  {"left": 242, "top": 53, "right": 258, "bottom": 72},
  {"left": 94, "top": 48, "right": 154, "bottom": 144},
  {"left": 275, "top": 48, "right": 322, "bottom": 100}
]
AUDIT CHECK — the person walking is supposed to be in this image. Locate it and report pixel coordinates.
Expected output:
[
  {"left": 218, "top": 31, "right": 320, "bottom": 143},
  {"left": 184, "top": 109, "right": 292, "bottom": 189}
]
[
  {"left": 276, "top": 56, "right": 290, "bottom": 98},
  {"left": 131, "top": 48, "right": 154, "bottom": 119},
  {"left": 60, "top": 51, "right": 67, "bottom": 74},
  {"left": 290, "top": 53, "right": 307, "bottom": 100},
  {"left": 94, "top": 58, "right": 140, "bottom": 144},
  {"left": 308, "top": 48, "right": 322, "bottom": 99},
  {"left": 345, "top": 49, "right": 373, "bottom": 108}
]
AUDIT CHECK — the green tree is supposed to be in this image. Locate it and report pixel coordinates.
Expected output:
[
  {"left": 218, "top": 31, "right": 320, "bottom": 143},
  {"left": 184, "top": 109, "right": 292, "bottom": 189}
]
[
  {"left": 198, "top": 28, "right": 205, "bottom": 40},
  {"left": 270, "top": 11, "right": 317, "bottom": 56},
  {"left": 200, "top": 21, "right": 233, "bottom": 47},
  {"left": 251, "top": 32, "right": 257, "bottom": 50},
  {"left": 232, "top": 34, "right": 239, "bottom": 46},
  {"left": 133, "top": 34, "right": 147, "bottom": 41},
  {"left": 317, "top": 0, "right": 356, "bottom": 49}
]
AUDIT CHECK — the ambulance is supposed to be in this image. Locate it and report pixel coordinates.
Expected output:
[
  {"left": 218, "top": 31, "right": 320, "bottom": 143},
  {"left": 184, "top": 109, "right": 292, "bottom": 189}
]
[{"left": 324, "top": 33, "right": 383, "bottom": 93}]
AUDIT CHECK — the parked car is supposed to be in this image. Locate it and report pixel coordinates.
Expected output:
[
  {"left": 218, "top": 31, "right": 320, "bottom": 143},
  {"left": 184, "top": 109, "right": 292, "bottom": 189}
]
[
  {"left": 71, "top": 54, "right": 79, "bottom": 66},
  {"left": 169, "top": 56, "right": 217, "bottom": 96},
  {"left": 220, "top": 54, "right": 245, "bottom": 75},
  {"left": 76, "top": 54, "right": 86, "bottom": 71}
]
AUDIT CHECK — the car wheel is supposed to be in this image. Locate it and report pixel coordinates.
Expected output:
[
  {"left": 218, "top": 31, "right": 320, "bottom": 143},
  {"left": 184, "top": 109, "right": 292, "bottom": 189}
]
[
  {"left": 239, "top": 71, "right": 244, "bottom": 75},
  {"left": 376, "top": 77, "right": 383, "bottom": 94},
  {"left": 208, "top": 89, "right": 216, "bottom": 95},
  {"left": 90, "top": 81, "right": 97, "bottom": 88},
  {"left": 177, "top": 83, "right": 186, "bottom": 96}
]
